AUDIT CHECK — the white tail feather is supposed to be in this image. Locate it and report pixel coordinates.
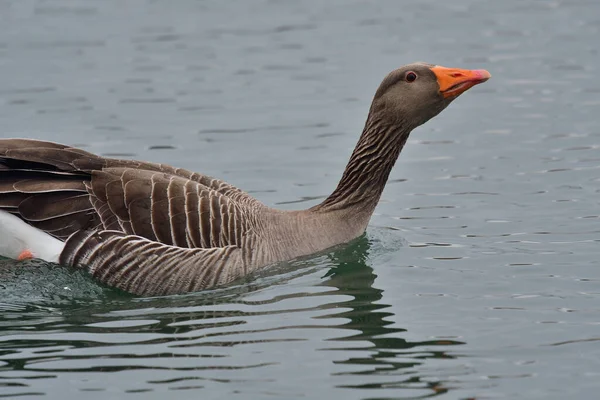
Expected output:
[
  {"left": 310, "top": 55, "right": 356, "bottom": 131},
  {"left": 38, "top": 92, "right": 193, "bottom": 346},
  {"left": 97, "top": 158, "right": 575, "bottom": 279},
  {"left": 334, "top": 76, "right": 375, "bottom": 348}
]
[{"left": 0, "top": 210, "right": 64, "bottom": 263}]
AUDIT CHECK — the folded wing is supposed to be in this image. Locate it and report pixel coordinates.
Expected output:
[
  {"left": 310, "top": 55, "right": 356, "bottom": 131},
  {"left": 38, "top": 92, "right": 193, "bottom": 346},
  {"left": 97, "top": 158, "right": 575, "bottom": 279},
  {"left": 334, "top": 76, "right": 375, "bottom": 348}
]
[{"left": 0, "top": 139, "right": 264, "bottom": 249}]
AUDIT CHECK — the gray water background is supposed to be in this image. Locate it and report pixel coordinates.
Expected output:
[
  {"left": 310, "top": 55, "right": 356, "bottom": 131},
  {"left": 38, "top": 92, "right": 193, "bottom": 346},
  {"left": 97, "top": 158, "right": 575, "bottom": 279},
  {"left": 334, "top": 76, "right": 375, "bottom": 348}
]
[{"left": 0, "top": 0, "right": 599, "bottom": 398}]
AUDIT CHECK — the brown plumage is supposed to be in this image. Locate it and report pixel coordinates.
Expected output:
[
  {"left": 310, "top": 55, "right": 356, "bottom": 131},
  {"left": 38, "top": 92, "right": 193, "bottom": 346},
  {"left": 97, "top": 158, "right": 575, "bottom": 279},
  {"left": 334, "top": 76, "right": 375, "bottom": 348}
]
[{"left": 0, "top": 63, "right": 490, "bottom": 296}]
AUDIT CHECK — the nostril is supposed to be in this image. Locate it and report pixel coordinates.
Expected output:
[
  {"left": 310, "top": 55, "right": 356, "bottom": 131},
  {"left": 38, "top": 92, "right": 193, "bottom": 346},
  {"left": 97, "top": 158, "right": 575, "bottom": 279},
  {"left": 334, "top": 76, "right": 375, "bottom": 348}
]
[{"left": 451, "top": 73, "right": 464, "bottom": 78}]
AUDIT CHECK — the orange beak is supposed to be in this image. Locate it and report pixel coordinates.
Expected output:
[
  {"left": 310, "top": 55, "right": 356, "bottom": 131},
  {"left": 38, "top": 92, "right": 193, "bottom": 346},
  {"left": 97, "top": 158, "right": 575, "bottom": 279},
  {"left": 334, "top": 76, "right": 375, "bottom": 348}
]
[{"left": 430, "top": 66, "right": 491, "bottom": 98}]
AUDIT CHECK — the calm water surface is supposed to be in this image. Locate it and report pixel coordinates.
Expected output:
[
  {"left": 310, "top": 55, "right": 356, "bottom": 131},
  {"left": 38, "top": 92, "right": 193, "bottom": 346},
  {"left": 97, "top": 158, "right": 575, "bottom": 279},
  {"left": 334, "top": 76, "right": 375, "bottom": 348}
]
[{"left": 0, "top": 0, "right": 599, "bottom": 399}]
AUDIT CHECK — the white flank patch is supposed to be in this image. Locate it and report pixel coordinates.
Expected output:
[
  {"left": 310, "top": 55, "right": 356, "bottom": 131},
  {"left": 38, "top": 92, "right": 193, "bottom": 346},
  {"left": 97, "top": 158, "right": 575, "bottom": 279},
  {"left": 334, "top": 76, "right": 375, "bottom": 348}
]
[{"left": 0, "top": 210, "right": 64, "bottom": 263}]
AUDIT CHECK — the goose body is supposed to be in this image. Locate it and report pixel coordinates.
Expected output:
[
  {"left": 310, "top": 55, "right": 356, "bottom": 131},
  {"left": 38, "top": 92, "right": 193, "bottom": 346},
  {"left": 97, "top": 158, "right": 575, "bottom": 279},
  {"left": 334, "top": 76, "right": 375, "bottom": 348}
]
[{"left": 0, "top": 63, "right": 490, "bottom": 296}]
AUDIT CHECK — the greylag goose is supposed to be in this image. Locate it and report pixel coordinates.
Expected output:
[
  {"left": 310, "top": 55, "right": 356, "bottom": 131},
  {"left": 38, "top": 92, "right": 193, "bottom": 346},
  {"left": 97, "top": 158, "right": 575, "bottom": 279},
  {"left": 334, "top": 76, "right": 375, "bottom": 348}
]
[{"left": 0, "top": 63, "right": 490, "bottom": 296}]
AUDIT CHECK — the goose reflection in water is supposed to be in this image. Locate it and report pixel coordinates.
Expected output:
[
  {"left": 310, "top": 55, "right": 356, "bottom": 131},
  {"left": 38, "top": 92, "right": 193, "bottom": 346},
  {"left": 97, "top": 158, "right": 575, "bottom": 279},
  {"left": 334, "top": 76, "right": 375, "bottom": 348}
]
[
  {"left": 317, "top": 235, "right": 465, "bottom": 395},
  {"left": 0, "top": 236, "right": 466, "bottom": 397}
]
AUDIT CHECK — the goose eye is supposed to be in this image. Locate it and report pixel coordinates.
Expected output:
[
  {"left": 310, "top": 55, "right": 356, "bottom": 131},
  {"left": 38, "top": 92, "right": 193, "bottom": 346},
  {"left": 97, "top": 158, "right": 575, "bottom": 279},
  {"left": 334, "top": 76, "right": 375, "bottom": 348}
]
[{"left": 405, "top": 72, "right": 417, "bottom": 82}]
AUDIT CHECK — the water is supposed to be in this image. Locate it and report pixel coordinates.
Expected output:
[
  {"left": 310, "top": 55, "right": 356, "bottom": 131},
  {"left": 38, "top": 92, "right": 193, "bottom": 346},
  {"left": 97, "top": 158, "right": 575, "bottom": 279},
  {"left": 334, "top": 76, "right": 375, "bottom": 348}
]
[{"left": 0, "top": 0, "right": 599, "bottom": 398}]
